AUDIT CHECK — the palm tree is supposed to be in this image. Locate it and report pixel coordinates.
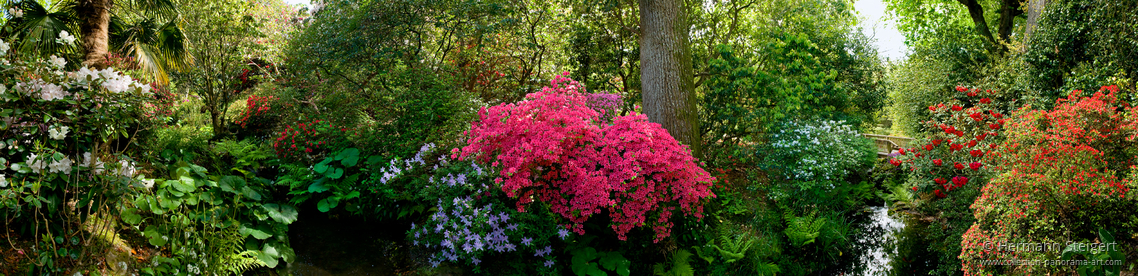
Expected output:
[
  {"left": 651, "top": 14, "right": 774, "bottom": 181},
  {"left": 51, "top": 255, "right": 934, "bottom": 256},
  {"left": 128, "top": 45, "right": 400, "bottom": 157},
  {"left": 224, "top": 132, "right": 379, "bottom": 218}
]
[{"left": 2, "top": 0, "right": 188, "bottom": 84}]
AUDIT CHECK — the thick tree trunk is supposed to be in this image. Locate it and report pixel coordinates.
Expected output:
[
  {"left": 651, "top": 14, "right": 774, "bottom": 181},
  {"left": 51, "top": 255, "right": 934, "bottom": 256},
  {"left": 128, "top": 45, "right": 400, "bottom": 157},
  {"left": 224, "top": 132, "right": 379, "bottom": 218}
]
[
  {"left": 996, "top": 0, "right": 1024, "bottom": 42},
  {"left": 77, "top": 0, "right": 112, "bottom": 68},
  {"left": 956, "top": 0, "right": 998, "bottom": 48},
  {"left": 639, "top": 0, "right": 701, "bottom": 158}
]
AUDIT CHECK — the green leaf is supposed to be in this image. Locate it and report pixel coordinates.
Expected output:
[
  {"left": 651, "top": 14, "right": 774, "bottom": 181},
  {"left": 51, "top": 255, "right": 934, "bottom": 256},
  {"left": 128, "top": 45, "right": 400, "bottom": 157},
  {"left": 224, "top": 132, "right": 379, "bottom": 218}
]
[
  {"left": 239, "top": 223, "right": 272, "bottom": 240},
  {"left": 219, "top": 175, "right": 246, "bottom": 193},
  {"left": 1098, "top": 229, "right": 1116, "bottom": 244},
  {"left": 314, "top": 160, "right": 330, "bottom": 174},
  {"left": 308, "top": 179, "right": 329, "bottom": 193},
  {"left": 253, "top": 249, "right": 279, "bottom": 268},
  {"left": 324, "top": 167, "right": 343, "bottom": 179},
  {"left": 144, "top": 226, "right": 168, "bottom": 247},
  {"left": 172, "top": 176, "right": 195, "bottom": 193},
  {"left": 121, "top": 208, "right": 142, "bottom": 225},
  {"left": 317, "top": 197, "right": 340, "bottom": 212},
  {"left": 242, "top": 186, "right": 262, "bottom": 201},
  {"left": 262, "top": 203, "right": 299, "bottom": 224},
  {"left": 340, "top": 148, "right": 360, "bottom": 167}
]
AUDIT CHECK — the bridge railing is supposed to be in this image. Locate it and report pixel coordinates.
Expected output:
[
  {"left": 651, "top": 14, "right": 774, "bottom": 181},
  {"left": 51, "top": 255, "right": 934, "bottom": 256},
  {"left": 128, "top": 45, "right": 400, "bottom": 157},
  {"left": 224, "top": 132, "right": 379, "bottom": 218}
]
[{"left": 862, "top": 134, "right": 914, "bottom": 156}]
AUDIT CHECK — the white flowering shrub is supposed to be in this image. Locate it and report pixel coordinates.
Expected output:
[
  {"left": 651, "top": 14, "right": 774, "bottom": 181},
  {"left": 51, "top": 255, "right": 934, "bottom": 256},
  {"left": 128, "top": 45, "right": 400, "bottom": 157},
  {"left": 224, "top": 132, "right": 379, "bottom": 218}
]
[
  {"left": 760, "top": 119, "right": 876, "bottom": 193},
  {"left": 0, "top": 38, "right": 161, "bottom": 272}
]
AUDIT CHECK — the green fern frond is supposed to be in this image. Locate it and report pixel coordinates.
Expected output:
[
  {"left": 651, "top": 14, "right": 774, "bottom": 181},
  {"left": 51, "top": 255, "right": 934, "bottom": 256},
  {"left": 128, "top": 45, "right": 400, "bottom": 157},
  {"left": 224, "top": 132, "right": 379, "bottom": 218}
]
[
  {"left": 752, "top": 261, "right": 780, "bottom": 276},
  {"left": 784, "top": 210, "right": 825, "bottom": 247},
  {"left": 712, "top": 233, "right": 754, "bottom": 263},
  {"left": 653, "top": 249, "right": 695, "bottom": 276}
]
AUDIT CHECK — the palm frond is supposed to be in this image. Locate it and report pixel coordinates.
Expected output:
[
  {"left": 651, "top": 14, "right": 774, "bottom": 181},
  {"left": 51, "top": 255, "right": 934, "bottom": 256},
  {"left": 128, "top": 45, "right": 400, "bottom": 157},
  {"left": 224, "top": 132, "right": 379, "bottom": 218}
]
[
  {"left": 6, "top": 0, "right": 79, "bottom": 57},
  {"left": 111, "top": 16, "right": 188, "bottom": 84}
]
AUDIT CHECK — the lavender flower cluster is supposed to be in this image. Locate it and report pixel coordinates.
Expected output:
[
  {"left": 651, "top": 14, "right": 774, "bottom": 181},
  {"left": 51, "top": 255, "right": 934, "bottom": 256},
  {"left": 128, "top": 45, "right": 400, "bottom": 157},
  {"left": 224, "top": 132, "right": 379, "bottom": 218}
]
[
  {"left": 586, "top": 93, "right": 623, "bottom": 123},
  {"left": 409, "top": 196, "right": 558, "bottom": 268}
]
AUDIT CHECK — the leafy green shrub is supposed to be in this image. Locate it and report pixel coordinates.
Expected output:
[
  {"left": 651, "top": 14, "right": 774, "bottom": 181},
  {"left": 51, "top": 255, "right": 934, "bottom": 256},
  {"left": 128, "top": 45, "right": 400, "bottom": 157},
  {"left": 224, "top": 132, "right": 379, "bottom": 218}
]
[
  {"left": 760, "top": 119, "right": 876, "bottom": 198},
  {"left": 123, "top": 161, "right": 297, "bottom": 274},
  {"left": 0, "top": 46, "right": 157, "bottom": 273}
]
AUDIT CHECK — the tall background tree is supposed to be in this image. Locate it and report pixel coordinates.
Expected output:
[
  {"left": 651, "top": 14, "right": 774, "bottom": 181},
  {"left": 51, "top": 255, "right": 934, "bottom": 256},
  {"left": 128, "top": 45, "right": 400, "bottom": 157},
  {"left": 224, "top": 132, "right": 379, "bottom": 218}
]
[{"left": 639, "top": 0, "right": 701, "bottom": 157}]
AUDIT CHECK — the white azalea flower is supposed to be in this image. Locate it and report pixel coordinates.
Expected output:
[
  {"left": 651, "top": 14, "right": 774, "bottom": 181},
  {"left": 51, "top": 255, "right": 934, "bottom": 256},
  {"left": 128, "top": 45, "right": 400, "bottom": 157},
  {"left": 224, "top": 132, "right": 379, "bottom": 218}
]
[
  {"left": 48, "top": 157, "right": 73, "bottom": 174},
  {"left": 27, "top": 154, "right": 47, "bottom": 174},
  {"left": 48, "top": 126, "right": 69, "bottom": 140},
  {"left": 0, "top": 84, "right": 6, "bottom": 96},
  {"left": 57, "top": 31, "right": 76, "bottom": 45},
  {"left": 48, "top": 55, "right": 66, "bottom": 69},
  {"left": 0, "top": 174, "right": 7, "bottom": 188},
  {"left": 141, "top": 178, "right": 155, "bottom": 189},
  {"left": 9, "top": 8, "right": 22, "bottom": 18},
  {"left": 40, "top": 82, "right": 69, "bottom": 101},
  {"left": 116, "top": 160, "right": 136, "bottom": 177},
  {"left": 74, "top": 67, "right": 100, "bottom": 82},
  {"left": 0, "top": 39, "right": 9, "bottom": 56},
  {"left": 80, "top": 152, "right": 106, "bottom": 175}
]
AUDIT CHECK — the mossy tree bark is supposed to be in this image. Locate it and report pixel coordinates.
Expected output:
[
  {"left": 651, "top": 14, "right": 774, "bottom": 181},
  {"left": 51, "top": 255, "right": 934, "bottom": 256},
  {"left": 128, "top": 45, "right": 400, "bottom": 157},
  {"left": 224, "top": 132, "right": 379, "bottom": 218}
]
[{"left": 639, "top": 0, "right": 702, "bottom": 158}]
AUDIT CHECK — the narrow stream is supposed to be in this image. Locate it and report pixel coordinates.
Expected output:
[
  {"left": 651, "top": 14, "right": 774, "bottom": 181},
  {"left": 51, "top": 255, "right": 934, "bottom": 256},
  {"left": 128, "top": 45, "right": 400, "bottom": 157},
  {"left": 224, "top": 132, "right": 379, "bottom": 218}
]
[{"left": 845, "top": 205, "right": 906, "bottom": 276}]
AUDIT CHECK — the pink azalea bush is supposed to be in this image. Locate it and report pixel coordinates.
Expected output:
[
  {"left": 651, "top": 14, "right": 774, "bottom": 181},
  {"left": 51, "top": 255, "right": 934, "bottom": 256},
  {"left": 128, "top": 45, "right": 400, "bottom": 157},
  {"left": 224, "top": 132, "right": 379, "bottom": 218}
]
[{"left": 454, "top": 73, "right": 716, "bottom": 242}]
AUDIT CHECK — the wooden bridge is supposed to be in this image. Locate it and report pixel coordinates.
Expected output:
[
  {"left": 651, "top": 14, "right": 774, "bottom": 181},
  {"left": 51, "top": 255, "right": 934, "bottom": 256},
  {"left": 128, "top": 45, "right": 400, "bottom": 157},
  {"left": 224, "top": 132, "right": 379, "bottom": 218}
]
[{"left": 863, "top": 134, "right": 914, "bottom": 156}]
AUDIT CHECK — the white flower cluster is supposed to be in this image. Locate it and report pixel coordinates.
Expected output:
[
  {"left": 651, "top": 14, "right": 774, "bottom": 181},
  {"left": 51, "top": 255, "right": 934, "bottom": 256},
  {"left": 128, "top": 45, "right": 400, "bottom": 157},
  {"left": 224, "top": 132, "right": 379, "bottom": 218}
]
[
  {"left": 73, "top": 66, "right": 152, "bottom": 93},
  {"left": 57, "top": 31, "right": 76, "bottom": 45},
  {"left": 26, "top": 153, "right": 73, "bottom": 175},
  {"left": 766, "top": 119, "right": 872, "bottom": 187},
  {"left": 7, "top": 8, "right": 22, "bottom": 18},
  {"left": 15, "top": 79, "right": 70, "bottom": 101},
  {"left": 0, "top": 174, "right": 7, "bottom": 188},
  {"left": 49, "top": 126, "right": 69, "bottom": 140},
  {"left": 0, "top": 38, "right": 9, "bottom": 56},
  {"left": 48, "top": 55, "right": 66, "bottom": 69},
  {"left": 11, "top": 63, "right": 151, "bottom": 102}
]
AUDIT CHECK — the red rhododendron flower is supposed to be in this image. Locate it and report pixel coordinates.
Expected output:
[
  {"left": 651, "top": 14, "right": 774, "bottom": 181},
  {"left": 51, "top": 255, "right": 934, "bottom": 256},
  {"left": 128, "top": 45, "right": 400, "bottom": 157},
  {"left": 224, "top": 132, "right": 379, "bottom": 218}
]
[
  {"left": 968, "top": 140, "right": 977, "bottom": 148},
  {"left": 925, "top": 144, "right": 934, "bottom": 151},
  {"left": 929, "top": 105, "right": 937, "bottom": 111},
  {"left": 969, "top": 162, "right": 982, "bottom": 170},
  {"left": 933, "top": 159, "right": 943, "bottom": 166},
  {"left": 980, "top": 98, "right": 992, "bottom": 104},
  {"left": 912, "top": 186, "right": 918, "bottom": 192},
  {"left": 967, "top": 92, "right": 978, "bottom": 97},
  {"left": 951, "top": 176, "right": 968, "bottom": 187},
  {"left": 950, "top": 143, "right": 964, "bottom": 152},
  {"left": 952, "top": 105, "right": 962, "bottom": 111},
  {"left": 890, "top": 159, "right": 902, "bottom": 166},
  {"left": 969, "top": 149, "right": 984, "bottom": 158},
  {"left": 954, "top": 162, "right": 964, "bottom": 170},
  {"left": 989, "top": 123, "right": 1000, "bottom": 130},
  {"left": 935, "top": 178, "right": 947, "bottom": 185},
  {"left": 932, "top": 139, "right": 942, "bottom": 146},
  {"left": 899, "top": 148, "right": 906, "bottom": 155},
  {"left": 956, "top": 86, "right": 967, "bottom": 92}
]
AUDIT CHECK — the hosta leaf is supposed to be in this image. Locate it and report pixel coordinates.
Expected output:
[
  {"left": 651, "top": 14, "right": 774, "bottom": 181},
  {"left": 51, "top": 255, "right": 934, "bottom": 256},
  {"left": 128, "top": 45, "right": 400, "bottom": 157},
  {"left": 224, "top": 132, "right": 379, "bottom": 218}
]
[{"left": 262, "top": 203, "right": 299, "bottom": 224}]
